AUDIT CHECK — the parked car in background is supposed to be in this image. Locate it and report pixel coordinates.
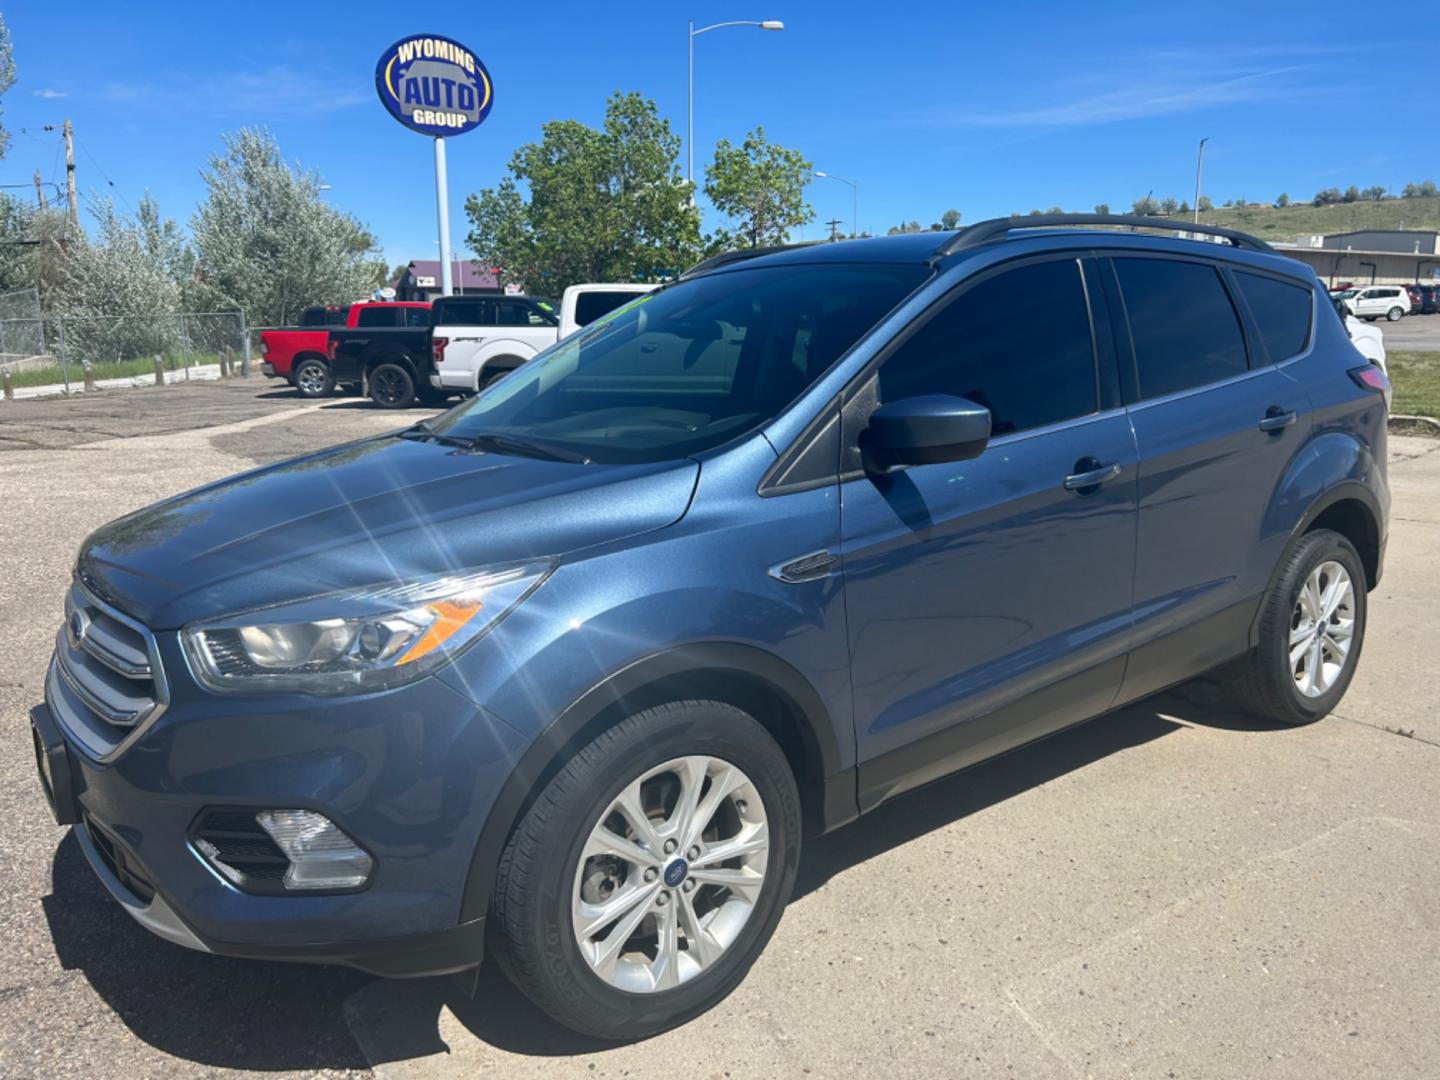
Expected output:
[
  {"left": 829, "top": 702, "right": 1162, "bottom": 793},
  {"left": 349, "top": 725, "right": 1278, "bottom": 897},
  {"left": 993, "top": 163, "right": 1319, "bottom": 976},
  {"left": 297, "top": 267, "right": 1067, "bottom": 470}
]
[
  {"left": 1412, "top": 283, "right": 1440, "bottom": 314},
  {"left": 260, "top": 302, "right": 431, "bottom": 397},
  {"left": 430, "top": 284, "right": 657, "bottom": 393},
  {"left": 1334, "top": 285, "right": 1408, "bottom": 321},
  {"left": 33, "top": 215, "right": 1389, "bottom": 1039},
  {"left": 1404, "top": 285, "right": 1423, "bottom": 313}
]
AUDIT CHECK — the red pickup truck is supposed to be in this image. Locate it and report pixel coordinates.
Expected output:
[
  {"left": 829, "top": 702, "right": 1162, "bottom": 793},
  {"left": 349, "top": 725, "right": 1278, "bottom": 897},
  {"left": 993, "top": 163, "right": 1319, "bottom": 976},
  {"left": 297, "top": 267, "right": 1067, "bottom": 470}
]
[{"left": 260, "top": 302, "right": 431, "bottom": 398}]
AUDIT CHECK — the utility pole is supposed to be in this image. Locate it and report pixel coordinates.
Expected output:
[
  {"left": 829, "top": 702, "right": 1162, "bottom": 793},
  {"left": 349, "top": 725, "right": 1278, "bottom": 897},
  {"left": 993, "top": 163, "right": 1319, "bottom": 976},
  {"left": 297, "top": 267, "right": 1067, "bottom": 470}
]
[
  {"left": 1193, "top": 137, "right": 1208, "bottom": 225},
  {"left": 62, "top": 120, "right": 79, "bottom": 230},
  {"left": 825, "top": 217, "right": 843, "bottom": 242},
  {"left": 33, "top": 170, "right": 47, "bottom": 210}
]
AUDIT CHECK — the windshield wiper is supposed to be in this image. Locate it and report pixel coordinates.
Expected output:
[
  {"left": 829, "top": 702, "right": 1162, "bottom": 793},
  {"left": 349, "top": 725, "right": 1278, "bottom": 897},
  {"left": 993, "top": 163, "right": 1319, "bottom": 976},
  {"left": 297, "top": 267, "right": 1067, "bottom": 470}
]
[
  {"left": 396, "top": 420, "right": 473, "bottom": 448},
  {"left": 465, "top": 430, "right": 592, "bottom": 464}
]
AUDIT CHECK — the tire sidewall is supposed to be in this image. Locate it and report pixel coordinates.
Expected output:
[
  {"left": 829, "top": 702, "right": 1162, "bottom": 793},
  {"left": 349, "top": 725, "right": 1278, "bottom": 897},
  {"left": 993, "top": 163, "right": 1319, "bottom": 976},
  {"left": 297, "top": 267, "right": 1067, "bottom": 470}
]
[
  {"left": 368, "top": 363, "right": 415, "bottom": 408},
  {"left": 520, "top": 706, "right": 801, "bottom": 1037},
  {"left": 1273, "top": 532, "right": 1367, "bottom": 719},
  {"left": 293, "top": 359, "right": 332, "bottom": 398}
]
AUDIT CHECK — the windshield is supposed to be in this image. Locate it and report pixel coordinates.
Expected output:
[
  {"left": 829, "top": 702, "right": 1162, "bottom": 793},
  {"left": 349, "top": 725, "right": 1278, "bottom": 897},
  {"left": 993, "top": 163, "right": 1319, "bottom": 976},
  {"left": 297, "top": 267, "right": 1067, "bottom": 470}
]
[{"left": 425, "top": 262, "right": 930, "bottom": 464}]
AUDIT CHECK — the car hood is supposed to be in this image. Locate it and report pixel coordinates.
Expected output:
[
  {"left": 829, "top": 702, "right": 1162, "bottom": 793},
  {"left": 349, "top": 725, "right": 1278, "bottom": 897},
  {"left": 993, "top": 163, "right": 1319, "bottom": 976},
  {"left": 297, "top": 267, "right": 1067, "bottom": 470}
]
[{"left": 77, "top": 434, "right": 699, "bottom": 629}]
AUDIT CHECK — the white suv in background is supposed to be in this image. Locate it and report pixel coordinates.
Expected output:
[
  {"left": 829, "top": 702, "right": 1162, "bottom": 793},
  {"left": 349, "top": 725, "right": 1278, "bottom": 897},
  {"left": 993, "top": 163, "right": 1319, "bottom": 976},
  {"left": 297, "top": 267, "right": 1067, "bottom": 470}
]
[{"left": 1333, "top": 285, "right": 1408, "bottom": 322}]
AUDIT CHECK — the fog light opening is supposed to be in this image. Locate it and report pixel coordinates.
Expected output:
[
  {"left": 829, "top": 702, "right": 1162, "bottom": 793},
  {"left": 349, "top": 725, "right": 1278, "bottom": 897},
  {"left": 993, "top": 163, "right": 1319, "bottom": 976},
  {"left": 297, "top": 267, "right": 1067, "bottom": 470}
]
[{"left": 255, "top": 809, "right": 374, "bottom": 891}]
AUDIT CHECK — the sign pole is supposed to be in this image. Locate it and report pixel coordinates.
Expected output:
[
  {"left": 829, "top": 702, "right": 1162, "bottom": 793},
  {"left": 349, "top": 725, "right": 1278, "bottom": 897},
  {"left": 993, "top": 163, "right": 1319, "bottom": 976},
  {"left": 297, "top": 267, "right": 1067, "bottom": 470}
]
[{"left": 434, "top": 136, "right": 453, "bottom": 297}]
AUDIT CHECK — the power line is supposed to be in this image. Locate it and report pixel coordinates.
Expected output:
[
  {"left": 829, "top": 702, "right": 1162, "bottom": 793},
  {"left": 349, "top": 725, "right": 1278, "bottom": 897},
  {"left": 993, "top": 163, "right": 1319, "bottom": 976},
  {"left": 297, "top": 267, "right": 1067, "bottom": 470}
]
[{"left": 76, "top": 138, "right": 135, "bottom": 215}]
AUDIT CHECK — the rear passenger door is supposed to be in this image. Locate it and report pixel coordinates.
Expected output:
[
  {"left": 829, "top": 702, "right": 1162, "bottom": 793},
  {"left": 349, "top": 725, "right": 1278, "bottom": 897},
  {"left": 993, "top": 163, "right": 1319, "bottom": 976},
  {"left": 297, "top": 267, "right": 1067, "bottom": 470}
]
[{"left": 1109, "top": 255, "right": 1313, "bottom": 702}]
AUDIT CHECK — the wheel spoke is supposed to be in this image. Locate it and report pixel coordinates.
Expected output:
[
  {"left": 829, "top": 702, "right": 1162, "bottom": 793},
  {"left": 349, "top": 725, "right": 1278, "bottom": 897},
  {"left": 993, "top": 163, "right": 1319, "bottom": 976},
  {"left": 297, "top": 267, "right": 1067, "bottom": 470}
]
[
  {"left": 651, "top": 900, "right": 681, "bottom": 991},
  {"left": 692, "top": 821, "right": 769, "bottom": 868},
  {"left": 689, "top": 866, "right": 765, "bottom": 902},
  {"left": 584, "top": 825, "right": 661, "bottom": 870},
  {"left": 574, "top": 880, "right": 658, "bottom": 941},
  {"left": 1290, "top": 620, "right": 1314, "bottom": 646},
  {"left": 1304, "top": 636, "right": 1324, "bottom": 694},
  {"left": 589, "top": 890, "right": 659, "bottom": 977},
  {"left": 1327, "top": 618, "right": 1354, "bottom": 642},
  {"left": 661, "top": 756, "right": 708, "bottom": 846},
  {"left": 677, "top": 888, "right": 724, "bottom": 968},
  {"left": 612, "top": 781, "right": 663, "bottom": 855},
  {"left": 684, "top": 763, "right": 747, "bottom": 850}
]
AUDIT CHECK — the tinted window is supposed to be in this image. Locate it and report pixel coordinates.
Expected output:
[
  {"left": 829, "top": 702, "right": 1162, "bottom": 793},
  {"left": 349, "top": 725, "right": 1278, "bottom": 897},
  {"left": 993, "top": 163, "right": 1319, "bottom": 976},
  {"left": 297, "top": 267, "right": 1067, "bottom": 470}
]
[
  {"left": 428, "top": 263, "right": 928, "bottom": 464},
  {"left": 355, "top": 306, "right": 400, "bottom": 328},
  {"left": 1115, "top": 258, "right": 1248, "bottom": 398},
  {"left": 877, "top": 259, "right": 1097, "bottom": 436},
  {"left": 405, "top": 307, "right": 431, "bottom": 327},
  {"left": 575, "top": 290, "right": 648, "bottom": 328},
  {"left": 493, "top": 301, "right": 534, "bottom": 326},
  {"left": 436, "top": 299, "right": 491, "bottom": 326},
  {"left": 300, "top": 306, "right": 348, "bottom": 327},
  {"left": 1234, "top": 271, "right": 1312, "bottom": 362}
]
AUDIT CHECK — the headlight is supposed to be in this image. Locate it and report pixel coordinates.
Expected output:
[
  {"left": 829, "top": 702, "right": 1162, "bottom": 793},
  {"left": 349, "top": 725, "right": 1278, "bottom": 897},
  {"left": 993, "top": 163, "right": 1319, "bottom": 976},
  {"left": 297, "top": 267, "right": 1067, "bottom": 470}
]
[{"left": 182, "top": 562, "right": 551, "bottom": 694}]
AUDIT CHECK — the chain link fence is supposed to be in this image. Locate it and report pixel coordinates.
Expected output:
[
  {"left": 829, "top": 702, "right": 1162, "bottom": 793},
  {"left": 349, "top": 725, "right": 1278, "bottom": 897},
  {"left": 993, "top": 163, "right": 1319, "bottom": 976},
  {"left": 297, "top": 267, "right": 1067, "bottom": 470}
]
[{"left": 0, "top": 310, "right": 252, "bottom": 397}]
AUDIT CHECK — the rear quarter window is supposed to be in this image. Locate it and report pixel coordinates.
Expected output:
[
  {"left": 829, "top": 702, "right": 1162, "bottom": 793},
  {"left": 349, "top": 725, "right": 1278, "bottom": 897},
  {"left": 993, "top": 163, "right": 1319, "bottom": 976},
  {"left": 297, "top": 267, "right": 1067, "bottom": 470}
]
[{"left": 1233, "top": 271, "right": 1313, "bottom": 363}]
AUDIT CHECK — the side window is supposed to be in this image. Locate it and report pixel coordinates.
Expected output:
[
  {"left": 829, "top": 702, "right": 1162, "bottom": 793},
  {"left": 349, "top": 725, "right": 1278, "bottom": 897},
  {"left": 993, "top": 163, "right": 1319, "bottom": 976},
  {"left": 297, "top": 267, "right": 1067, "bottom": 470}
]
[
  {"left": 492, "top": 301, "right": 532, "bottom": 326},
  {"left": 1114, "top": 258, "right": 1248, "bottom": 399},
  {"left": 524, "top": 302, "right": 557, "bottom": 327},
  {"left": 1233, "top": 271, "right": 1312, "bottom": 363},
  {"left": 405, "top": 307, "right": 431, "bottom": 327},
  {"left": 355, "top": 307, "right": 400, "bottom": 328},
  {"left": 575, "top": 290, "right": 644, "bottom": 327},
  {"left": 877, "top": 259, "right": 1098, "bottom": 437},
  {"left": 437, "top": 300, "right": 490, "bottom": 326}
]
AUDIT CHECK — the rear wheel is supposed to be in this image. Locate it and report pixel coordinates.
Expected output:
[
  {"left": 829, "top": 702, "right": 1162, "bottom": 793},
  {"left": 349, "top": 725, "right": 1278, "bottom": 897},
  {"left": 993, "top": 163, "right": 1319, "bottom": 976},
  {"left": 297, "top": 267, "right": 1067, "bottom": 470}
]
[
  {"left": 479, "top": 357, "right": 524, "bottom": 390},
  {"left": 1226, "top": 529, "right": 1366, "bottom": 725},
  {"left": 1386, "top": 306, "right": 1404, "bottom": 321},
  {"left": 368, "top": 363, "right": 415, "bottom": 408},
  {"left": 293, "top": 358, "right": 334, "bottom": 398},
  {"left": 489, "top": 700, "right": 801, "bottom": 1039}
]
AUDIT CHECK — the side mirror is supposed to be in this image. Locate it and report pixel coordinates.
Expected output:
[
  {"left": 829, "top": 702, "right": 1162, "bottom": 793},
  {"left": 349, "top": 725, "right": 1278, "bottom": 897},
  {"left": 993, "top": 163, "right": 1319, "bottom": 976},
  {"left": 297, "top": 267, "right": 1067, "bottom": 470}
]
[{"left": 863, "top": 394, "right": 992, "bottom": 472}]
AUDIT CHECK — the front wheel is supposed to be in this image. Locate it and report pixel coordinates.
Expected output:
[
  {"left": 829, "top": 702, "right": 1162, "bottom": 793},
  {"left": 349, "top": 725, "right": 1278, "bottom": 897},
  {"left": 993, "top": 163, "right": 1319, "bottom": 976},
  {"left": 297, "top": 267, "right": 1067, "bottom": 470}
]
[
  {"left": 1225, "top": 528, "right": 1367, "bottom": 725},
  {"left": 1386, "top": 306, "right": 1404, "bottom": 322},
  {"left": 367, "top": 363, "right": 415, "bottom": 409},
  {"left": 489, "top": 700, "right": 801, "bottom": 1039}
]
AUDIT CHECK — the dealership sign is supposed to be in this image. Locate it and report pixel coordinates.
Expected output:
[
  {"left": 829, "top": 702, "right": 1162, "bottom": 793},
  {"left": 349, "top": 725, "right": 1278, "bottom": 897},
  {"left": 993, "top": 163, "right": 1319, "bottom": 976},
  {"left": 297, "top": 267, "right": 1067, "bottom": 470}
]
[{"left": 375, "top": 34, "right": 493, "bottom": 137}]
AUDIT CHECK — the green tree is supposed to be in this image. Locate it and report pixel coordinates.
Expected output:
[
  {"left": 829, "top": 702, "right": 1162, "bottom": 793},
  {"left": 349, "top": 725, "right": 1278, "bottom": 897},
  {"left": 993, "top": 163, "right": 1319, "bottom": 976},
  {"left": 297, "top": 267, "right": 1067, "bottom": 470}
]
[
  {"left": 1159, "top": 196, "right": 1179, "bottom": 215},
  {"left": 1131, "top": 194, "right": 1160, "bottom": 216},
  {"left": 466, "top": 92, "right": 700, "bottom": 293},
  {"left": 189, "top": 128, "right": 379, "bottom": 325},
  {"left": 1313, "top": 187, "right": 1343, "bottom": 207},
  {"left": 1094, "top": 202, "right": 1110, "bottom": 215},
  {"left": 1178, "top": 200, "right": 1191, "bottom": 215},
  {"left": 1276, "top": 192, "right": 1290, "bottom": 207},
  {"left": 0, "top": 13, "right": 14, "bottom": 162},
  {"left": 1197, "top": 195, "right": 1213, "bottom": 212},
  {"left": 1343, "top": 185, "right": 1360, "bottom": 203},
  {"left": 886, "top": 219, "right": 922, "bottom": 235},
  {"left": 940, "top": 208, "right": 961, "bottom": 230},
  {"left": 704, "top": 126, "right": 813, "bottom": 248},
  {"left": 1361, "top": 186, "right": 1386, "bottom": 201}
]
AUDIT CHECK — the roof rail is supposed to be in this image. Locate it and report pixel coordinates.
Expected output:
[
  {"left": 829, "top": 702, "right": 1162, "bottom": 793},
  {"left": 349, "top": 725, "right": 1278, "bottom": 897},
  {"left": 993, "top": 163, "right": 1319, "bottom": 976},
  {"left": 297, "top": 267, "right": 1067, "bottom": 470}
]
[
  {"left": 680, "top": 241, "right": 819, "bottom": 279},
  {"left": 933, "top": 213, "right": 1274, "bottom": 258}
]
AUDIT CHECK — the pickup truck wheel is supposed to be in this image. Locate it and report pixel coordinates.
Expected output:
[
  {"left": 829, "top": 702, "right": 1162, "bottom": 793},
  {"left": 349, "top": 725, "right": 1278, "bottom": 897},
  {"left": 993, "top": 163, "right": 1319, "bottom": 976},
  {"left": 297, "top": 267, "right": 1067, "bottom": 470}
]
[
  {"left": 293, "top": 358, "right": 334, "bottom": 398},
  {"left": 489, "top": 700, "right": 801, "bottom": 1039},
  {"left": 1224, "top": 529, "right": 1367, "bottom": 725},
  {"left": 368, "top": 363, "right": 416, "bottom": 409}
]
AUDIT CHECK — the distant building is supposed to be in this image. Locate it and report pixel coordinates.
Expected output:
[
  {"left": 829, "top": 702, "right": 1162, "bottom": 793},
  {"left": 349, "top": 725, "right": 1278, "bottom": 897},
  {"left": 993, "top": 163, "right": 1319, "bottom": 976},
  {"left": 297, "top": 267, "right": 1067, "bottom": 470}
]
[
  {"left": 392, "top": 260, "right": 501, "bottom": 302},
  {"left": 1275, "top": 230, "right": 1440, "bottom": 287}
]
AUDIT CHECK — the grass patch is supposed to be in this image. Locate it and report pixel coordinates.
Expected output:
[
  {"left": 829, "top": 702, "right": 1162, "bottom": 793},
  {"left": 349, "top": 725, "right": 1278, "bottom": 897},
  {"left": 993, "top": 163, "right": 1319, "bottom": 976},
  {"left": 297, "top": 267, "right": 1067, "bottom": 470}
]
[
  {"left": 1387, "top": 351, "right": 1440, "bottom": 419},
  {"left": 1194, "top": 200, "right": 1440, "bottom": 244},
  {"left": 5, "top": 354, "right": 220, "bottom": 389}
]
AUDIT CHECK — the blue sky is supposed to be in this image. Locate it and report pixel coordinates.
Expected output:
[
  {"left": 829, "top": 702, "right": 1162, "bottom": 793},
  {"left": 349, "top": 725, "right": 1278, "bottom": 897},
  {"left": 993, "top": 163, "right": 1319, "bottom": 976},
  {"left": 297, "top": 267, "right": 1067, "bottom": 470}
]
[{"left": 2, "top": 1, "right": 1425, "bottom": 268}]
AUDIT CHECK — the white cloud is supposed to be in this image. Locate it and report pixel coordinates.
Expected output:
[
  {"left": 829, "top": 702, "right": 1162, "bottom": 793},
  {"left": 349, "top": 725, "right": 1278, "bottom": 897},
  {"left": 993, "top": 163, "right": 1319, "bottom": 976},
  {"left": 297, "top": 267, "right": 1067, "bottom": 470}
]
[{"left": 31, "top": 88, "right": 69, "bottom": 99}]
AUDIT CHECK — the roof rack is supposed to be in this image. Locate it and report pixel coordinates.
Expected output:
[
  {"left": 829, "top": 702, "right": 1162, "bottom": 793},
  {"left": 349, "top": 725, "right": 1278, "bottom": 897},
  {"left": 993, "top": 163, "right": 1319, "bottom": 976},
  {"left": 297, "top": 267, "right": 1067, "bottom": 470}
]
[
  {"left": 680, "top": 242, "right": 819, "bottom": 279},
  {"left": 933, "top": 213, "right": 1274, "bottom": 258}
]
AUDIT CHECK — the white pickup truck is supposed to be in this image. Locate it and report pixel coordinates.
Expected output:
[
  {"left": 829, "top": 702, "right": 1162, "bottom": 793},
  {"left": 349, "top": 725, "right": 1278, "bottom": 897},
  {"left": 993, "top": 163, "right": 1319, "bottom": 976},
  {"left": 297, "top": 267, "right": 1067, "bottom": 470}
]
[{"left": 428, "top": 283, "right": 658, "bottom": 393}]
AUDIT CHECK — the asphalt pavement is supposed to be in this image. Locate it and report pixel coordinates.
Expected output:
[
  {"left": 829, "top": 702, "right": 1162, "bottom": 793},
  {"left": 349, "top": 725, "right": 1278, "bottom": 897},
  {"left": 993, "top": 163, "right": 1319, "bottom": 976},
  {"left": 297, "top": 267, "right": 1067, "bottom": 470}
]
[{"left": 0, "top": 379, "right": 1437, "bottom": 1078}]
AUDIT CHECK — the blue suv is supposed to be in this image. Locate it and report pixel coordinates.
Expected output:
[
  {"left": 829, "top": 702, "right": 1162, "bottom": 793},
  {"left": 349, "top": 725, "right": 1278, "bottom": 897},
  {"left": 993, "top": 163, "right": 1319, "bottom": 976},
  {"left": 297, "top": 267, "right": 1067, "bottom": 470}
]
[{"left": 31, "top": 215, "right": 1389, "bottom": 1037}]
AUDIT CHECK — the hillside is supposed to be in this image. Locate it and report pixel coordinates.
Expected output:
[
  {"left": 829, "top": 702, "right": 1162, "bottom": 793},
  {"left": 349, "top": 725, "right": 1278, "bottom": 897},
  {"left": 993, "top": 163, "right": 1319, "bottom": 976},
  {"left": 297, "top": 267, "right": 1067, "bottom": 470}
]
[{"left": 1196, "top": 199, "right": 1440, "bottom": 244}]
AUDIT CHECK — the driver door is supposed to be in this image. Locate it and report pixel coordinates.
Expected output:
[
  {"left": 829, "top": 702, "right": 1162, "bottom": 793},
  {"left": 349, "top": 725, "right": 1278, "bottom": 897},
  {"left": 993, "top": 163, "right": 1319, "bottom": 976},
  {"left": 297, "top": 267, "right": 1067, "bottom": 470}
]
[{"left": 839, "top": 255, "right": 1139, "bottom": 810}]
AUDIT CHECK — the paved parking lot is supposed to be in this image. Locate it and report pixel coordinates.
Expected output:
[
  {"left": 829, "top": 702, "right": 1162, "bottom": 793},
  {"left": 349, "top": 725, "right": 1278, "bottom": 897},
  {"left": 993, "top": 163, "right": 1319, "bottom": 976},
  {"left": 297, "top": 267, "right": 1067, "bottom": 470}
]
[
  {"left": 1374, "top": 312, "right": 1440, "bottom": 351},
  {"left": 1, "top": 379, "right": 1437, "bottom": 1078}
]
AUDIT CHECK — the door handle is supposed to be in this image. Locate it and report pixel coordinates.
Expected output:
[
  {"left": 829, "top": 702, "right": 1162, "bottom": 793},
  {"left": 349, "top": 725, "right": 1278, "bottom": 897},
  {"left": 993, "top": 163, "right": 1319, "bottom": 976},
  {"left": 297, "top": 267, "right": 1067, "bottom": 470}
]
[
  {"left": 1063, "top": 462, "right": 1122, "bottom": 492},
  {"left": 1258, "top": 407, "right": 1297, "bottom": 432}
]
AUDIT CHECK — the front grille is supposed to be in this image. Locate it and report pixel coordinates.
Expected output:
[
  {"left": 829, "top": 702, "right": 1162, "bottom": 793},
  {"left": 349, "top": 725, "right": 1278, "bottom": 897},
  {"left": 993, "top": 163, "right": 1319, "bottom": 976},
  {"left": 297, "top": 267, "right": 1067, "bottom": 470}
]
[
  {"left": 84, "top": 814, "right": 155, "bottom": 903},
  {"left": 191, "top": 810, "right": 292, "bottom": 890},
  {"left": 47, "top": 581, "right": 168, "bottom": 761}
]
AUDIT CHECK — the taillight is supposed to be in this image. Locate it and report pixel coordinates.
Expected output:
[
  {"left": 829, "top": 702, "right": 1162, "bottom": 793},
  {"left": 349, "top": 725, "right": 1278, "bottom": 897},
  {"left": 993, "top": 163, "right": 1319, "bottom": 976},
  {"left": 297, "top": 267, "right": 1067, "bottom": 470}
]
[
  {"left": 1349, "top": 364, "right": 1390, "bottom": 394},
  {"left": 432, "top": 336, "right": 448, "bottom": 363}
]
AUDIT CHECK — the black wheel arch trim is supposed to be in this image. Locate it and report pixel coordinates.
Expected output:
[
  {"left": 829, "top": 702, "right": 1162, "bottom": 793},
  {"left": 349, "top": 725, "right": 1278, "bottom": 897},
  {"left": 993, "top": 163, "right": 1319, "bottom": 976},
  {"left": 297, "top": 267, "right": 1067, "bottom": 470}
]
[{"left": 457, "top": 641, "right": 854, "bottom": 924}]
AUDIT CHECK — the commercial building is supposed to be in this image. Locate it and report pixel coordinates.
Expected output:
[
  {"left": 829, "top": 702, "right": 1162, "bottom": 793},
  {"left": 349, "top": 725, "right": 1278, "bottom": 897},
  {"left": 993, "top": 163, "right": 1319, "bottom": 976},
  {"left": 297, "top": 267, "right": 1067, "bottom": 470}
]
[
  {"left": 391, "top": 260, "right": 500, "bottom": 302},
  {"left": 1275, "top": 230, "right": 1440, "bottom": 288}
]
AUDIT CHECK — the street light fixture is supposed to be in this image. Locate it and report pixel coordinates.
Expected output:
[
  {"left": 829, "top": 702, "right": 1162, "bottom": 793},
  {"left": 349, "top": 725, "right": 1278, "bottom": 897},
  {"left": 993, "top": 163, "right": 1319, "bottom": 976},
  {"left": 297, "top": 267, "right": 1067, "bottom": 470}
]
[
  {"left": 688, "top": 19, "right": 785, "bottom": 191},
  {"left": 815, "top": 171, "right": 858, "bottom": 239}
]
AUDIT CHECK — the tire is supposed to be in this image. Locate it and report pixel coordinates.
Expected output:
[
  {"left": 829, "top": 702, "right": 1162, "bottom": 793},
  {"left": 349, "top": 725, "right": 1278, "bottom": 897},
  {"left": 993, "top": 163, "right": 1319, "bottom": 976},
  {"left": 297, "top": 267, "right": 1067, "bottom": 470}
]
[
  {"left": 1386, "top": 306, "right": 1404, "bottom": 322},
  {"left": 292, "top": 358, "right": 334, "bottom": 399},
  {"left": 489, "top": 700, "right": 802, "bottom": 1039},
  {"left": 479, "top": 357, "right": 524, "bottom": 390},
  {"left": 367, "top": 362, "right": 415, "bottom": 408},
  {"left": 1225, "top": 528, "right": 1367, "bottom": 725}
]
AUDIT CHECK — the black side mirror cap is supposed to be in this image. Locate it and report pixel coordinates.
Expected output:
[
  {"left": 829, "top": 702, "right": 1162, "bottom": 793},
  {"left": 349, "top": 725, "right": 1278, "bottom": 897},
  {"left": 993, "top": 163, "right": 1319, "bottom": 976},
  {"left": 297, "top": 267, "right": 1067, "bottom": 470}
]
[{"left": 862, "top": 394, "right": 992, "bottom": 472}]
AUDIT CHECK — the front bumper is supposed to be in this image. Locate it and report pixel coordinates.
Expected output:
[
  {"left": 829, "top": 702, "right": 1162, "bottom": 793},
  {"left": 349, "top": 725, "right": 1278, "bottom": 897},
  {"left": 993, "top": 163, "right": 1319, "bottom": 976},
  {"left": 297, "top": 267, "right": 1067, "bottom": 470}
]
[{"left": 32, "top": 638, "right": 525, "bottom": 976}]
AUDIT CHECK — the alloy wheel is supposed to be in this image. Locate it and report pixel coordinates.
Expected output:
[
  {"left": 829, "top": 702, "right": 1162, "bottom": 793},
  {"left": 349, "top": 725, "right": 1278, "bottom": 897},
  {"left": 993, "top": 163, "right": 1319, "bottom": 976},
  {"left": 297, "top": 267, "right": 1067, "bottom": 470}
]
[
  {"left": 297, "top": 364, "right": 327, "bottom": 394},
  {"left": 1290, "top": 560, "right": 1355, "bottom": 697},
  {"left": 373, "top": 370, "right": 406, "bottom": 405},
  {"left": 572, "top": 755, "right": 769, "bottom": 993}
]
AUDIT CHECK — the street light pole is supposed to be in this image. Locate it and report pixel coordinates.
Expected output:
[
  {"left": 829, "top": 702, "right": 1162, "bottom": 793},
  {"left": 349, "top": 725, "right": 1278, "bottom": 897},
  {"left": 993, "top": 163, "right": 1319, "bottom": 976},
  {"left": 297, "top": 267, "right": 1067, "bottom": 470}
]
[
  {"left": 815, "top": 171, "right": 858, "bottom": 239},
  {"left": 687, "top": 18, "right": 784, "bottom": 194},
  {"left": 1194, "top": 137, "right": 1209, "bottom": 224}
]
